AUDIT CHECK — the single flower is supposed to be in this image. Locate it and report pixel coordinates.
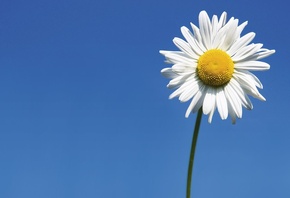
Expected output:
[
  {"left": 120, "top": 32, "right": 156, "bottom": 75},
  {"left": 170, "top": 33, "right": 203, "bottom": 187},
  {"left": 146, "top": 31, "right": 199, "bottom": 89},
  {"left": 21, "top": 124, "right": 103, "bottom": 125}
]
[{"left": 160, "top": 10, "right": 275, "bottom": 123}]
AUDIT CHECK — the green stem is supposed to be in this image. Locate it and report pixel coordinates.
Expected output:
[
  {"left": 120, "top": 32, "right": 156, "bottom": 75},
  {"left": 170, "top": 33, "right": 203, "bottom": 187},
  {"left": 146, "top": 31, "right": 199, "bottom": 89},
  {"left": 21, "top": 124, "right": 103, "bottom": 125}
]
[{"left": 186, "top": 108, "right": 203, "bottom": 198}]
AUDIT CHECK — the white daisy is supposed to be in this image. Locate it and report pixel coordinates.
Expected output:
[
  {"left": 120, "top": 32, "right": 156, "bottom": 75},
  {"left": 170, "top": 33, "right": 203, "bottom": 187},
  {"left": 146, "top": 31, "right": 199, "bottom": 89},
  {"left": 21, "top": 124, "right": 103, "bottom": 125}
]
[{"left": 160, "top": 10, "right": 275, "bottom": 123}]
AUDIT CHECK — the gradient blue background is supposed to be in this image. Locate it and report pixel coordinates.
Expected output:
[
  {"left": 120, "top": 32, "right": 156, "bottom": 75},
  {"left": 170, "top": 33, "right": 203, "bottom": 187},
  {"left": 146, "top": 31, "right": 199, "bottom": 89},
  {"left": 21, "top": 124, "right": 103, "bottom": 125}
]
[{"left": 0, "top": 0, "right": 288, "bottom": 197}]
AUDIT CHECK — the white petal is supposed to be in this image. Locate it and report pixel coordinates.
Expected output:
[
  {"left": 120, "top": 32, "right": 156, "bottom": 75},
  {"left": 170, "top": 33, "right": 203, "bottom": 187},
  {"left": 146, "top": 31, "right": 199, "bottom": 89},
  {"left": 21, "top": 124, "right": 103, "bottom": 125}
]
[
  {"left": 212, "top": 30, "right": 226, "bottom": 49},
  {"left": 181, "top": 26, "right": 204, "bottom": 56},
  {"left": 172, "top": 63, "right": 196, "bottom": 73},
  {"left": 216, "top": 88, "right": 228, "bottom": 120},
  {"left": 235, "top": 61, "right": 270, "bottom": 71},
  {"left": 202, "top": 87, "right": 216, "bottom": 115},
  {"left": 190, "top": 23, "right": 207, "bottom": 52},
  {"left": 232, "top": 43, "right": 263, "bottom": 62},
  {"left": 169, "top": 76, "right": 196, "bottom": 98},
  {"left": 225, "top": 83, "right": 242, "bottom": 124},
  {"left": 191, "top": 86, "right": 206, "bottom": 114},
  {"left": 179, "top": 77, "right": 200, "bottom": 102},
  {"left": 211, "top": 15, "right": 219, "bottom": 36},
  {"left": 233, "top": 48, "right": 275, "bottom": 62},
  {"left": 243, "top": 94, "right": 253, "bottom": 110},
  {"left": 207, "top": 101, "right": 216, "bottom": 123},
  {"left": 214, "top": 17, "right": 235, "bottom": 49},
  {"left": 236, "top": 21, "right": 248, "bottom": 38},
  {"left": 224, "top": 84, "right": 242, "bottom": 118},
  {"left": 185, "top": 84, "right": 205, "bottom": 117},
  {"left": 161, "top": 68, "right": 178, "bottom": 78},
  {"left": 162, "top": 51, "right": 194, "bottom": 65},
  {"left": 159, "top": 50, "right": 174, "bottom": 56},
  {"left": 199, "top": 10, "right": 212, "bottom": 49},
  {"left": 202, "top": 87, "right": 216, "bottom": 123},
  {"left": 233, "top": 75, "right": 266, "bottom": 101},
  {"left": 229, "top": 79, "right": 253, "bottom": 109},
  {"left": 235, "top": 70, "right": 263, "bottom": 88},
  {"left": 234, "top": 71, "right": 262, "bottom": 90},
  {"left": 227, "top": 32, "right": 256, "bottom": 56},
  {"left": 227, "top": 99, "right": 237, "bottom": 124},
  {"left": 219, "top": 19, "right": 239, "bottom": 51},
  {"left": 217, "top": 11, "right": 227, "bottom": 30},
  {"left": 173, "top": 37, "right": 199, "bottom": 59},
  {"left": 244, "top": 88, "right": 266, "bottom": 101},
  {"left": 167, "top": 73, "right": 192, "bottom": 89},
  {"left": 190, "top": 23, "right": 202, "bottom": 45},
  {"left": 255, "top": 49, "right": 276, "bottom": 60}
]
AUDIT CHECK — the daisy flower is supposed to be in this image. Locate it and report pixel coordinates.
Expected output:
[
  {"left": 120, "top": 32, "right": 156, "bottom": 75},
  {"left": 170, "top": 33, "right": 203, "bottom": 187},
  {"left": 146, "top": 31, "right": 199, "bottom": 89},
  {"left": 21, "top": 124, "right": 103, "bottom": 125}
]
[{"left": 160, "top": 10, "right": 275, "bottom": 123}]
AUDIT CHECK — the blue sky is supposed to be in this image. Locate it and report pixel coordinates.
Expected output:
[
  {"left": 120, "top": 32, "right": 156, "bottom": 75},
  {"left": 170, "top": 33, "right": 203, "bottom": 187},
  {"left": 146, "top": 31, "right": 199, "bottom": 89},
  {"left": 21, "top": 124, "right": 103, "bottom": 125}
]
[{"left": 0, "top": 0, "right": 288, "bottom": 198}]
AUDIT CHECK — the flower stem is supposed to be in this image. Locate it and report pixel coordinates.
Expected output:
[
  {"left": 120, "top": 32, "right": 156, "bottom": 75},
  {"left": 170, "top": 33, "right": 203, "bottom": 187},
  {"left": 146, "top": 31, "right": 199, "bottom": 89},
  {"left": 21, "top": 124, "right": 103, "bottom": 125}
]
[{"left": 186, "top": 108, "right": 203, "bottom": 198}]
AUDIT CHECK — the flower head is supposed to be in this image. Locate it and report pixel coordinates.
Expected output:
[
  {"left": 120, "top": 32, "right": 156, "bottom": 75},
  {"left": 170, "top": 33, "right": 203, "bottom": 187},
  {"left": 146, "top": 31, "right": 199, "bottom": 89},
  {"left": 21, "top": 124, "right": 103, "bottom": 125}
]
[{"left": 160, "top": 10, "right": 275, "bottom": 123}]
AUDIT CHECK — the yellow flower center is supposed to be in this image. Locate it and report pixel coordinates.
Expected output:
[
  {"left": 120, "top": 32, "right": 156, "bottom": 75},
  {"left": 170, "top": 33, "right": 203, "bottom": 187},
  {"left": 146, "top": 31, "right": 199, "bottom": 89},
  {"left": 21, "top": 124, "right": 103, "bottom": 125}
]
[{"left": 197, "top": 49, "right": 234, "bottom": 87}]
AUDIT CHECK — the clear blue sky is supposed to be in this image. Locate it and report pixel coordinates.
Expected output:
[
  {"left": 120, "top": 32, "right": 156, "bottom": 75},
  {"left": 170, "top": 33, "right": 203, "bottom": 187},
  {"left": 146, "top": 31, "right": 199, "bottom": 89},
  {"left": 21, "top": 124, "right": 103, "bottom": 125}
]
[{"left": 0, "top": 0, "right": 288, "bottom": 198}]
